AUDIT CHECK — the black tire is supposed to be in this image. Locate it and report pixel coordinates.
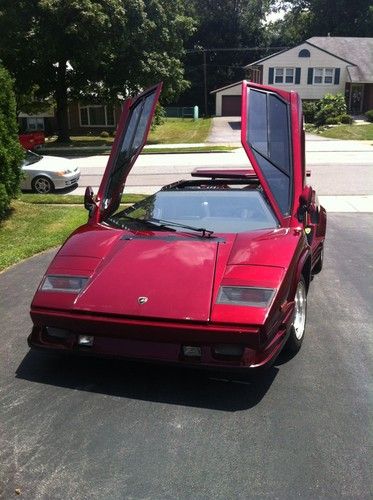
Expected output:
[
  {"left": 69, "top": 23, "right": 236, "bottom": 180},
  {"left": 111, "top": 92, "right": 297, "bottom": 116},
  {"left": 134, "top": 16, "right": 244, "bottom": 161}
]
[
  {"left": 283, "top": 276, "right": 307, "bottom": 355},
  {"left": 32, "top": 176, "right": 54, "bottom": 194},
  {"left": 312, "top": 245, "right": 324, "bottom": 275}
]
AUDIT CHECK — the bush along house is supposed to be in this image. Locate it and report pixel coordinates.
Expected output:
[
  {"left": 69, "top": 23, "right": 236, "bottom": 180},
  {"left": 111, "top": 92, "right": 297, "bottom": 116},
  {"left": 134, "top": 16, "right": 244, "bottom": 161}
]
[{"left": 211, "top": 37, "right": 373, "bottom": 116}]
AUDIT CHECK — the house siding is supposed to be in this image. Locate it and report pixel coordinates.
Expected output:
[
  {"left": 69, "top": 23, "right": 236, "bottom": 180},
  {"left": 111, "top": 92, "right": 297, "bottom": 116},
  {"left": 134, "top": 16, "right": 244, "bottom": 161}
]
[
  {"left": 67, "top": 102, "right": 122, "bottom": 135},
  {"left": 252, "top": 42, "right": 348, "bottom": 100}
]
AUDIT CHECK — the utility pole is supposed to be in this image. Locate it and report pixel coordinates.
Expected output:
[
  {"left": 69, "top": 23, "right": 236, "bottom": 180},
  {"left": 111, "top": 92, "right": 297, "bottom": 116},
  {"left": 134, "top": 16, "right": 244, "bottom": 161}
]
[
  {"left": 203, "top": 49, "right": 208, "bottom": 117},
  {"left": 185, "top": 47, "right": 288, "bottom": 116}
]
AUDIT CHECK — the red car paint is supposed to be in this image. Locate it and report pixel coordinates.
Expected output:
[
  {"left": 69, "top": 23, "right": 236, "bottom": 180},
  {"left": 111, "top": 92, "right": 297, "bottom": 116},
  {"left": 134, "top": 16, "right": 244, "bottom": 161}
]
[
  {"left": 19, "top": 131, "right": 45, "bottom": 150},
  {"left": 28, "top": 81, "right": 326, "bottom": 371}
]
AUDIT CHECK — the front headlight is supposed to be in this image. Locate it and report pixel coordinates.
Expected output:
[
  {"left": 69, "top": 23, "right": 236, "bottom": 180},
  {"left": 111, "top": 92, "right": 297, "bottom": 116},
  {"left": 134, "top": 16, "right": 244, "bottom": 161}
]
[
  {"left": 41, "top": 275, "right": 88, "bottom": 293},
  {"left": 56, "top": 169, "right": 71, "bottom": 176},
  {"left": 217, "top": 286, "right": 275, "bottom": 307}
]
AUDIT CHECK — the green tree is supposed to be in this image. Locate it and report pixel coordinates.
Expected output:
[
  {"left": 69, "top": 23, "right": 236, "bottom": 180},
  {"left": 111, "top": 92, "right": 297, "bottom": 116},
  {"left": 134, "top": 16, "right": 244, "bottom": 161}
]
[
  {"left": 0, "top": 65, "right": 24, "bottom": 219},
  {"left": 0, "top": 0, "right": 194, "bottom": 142},
  {"left": 269, "top": 1, "right": 373, "bottom": 45},
  {"left": 102, "top": 0, "right": 196, "bottom": 103},
  {"left": 178, "top": 0, "right": 273, "bottom": 113}
]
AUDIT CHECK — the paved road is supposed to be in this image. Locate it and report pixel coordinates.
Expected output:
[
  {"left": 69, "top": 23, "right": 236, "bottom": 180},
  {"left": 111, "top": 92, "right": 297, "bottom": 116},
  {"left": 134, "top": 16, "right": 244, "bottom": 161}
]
[
  {"left": 70, "top": 147, "right": 373, "bottom": 212},
  {"left": 70, "top": 142, "right": 373, "bottom": 198},
  {"left": 0, "top": 213, "right": 372, "bottom": 499}
]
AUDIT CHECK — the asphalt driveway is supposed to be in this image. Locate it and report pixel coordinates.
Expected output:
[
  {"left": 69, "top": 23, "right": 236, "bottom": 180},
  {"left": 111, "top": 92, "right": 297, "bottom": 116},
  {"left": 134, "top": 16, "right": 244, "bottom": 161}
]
[{"left": 0, "top": 213, "right": 372, "bottom": 499}]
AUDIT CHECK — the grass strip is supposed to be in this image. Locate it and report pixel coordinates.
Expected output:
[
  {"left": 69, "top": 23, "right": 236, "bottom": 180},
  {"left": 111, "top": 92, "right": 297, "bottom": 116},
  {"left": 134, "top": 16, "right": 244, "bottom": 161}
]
[
  {"left": 306, "top": 123, "right": 373, "bottom": 140},
  {"left": 39, "top": 145, "right": 235, "bottom": 157},
  {"left": 144, "top": 146, "right": 236, "bottom": 154},
  {"left": 18, "top": 193, "right": 146, "bottom": 205}
]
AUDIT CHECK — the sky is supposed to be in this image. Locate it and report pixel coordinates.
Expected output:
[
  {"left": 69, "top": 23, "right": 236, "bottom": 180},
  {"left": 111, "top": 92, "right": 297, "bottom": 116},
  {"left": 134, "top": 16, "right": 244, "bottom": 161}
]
[{"left": 265, "top": 8, "right": 287, "bottom": 24}]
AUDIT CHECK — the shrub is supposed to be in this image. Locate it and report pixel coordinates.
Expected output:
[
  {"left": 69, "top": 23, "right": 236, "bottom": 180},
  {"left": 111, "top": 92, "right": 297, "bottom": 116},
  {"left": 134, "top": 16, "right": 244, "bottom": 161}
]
[
  {"left": 365, "top": 110, "right": 373, "bottom": 122},
  {"left": 338, "top": 114, "right": 353, "bottom": 124},
  {"left": 0, "top": 65, "right": 24, "bottom": 220},
  {"left": 302, "top": 101, "right": 317, "bottom": 123},
  {"left": 100, "top": 131, "right": 109, "bottom": 138},
  {"left": 151, "top": 103, "right": 166, "bottom": 130},
  {"left": 314, "top": 93, "right": 347, "bottom": 126},
  {"left": 325, "top": 116, "right": 339, "bottom": 125}
]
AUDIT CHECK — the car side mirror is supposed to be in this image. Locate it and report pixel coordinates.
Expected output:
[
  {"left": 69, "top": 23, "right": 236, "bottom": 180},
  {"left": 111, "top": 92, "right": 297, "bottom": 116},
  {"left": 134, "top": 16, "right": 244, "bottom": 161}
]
[
  {"left": 84, "top": 186, "right": 96, "bottom": 217},
  {"left": 297, "top": 186, "right": 315, "bottom": 223},
  {"left": 299, "top": 186, "right": 313, "bottom": 208}
]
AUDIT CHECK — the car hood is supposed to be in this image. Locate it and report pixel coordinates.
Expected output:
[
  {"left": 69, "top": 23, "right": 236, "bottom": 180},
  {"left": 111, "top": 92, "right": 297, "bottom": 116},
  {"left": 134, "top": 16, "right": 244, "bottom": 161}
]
[
  {"left": 23, "top": 156, "right": 75, "bottom": 172},
  {"left": 71, "top": 234, "right": 219, "bottom": 321},
  {"left": 33, "top": 224, "right": 302, "bottom": 324}
]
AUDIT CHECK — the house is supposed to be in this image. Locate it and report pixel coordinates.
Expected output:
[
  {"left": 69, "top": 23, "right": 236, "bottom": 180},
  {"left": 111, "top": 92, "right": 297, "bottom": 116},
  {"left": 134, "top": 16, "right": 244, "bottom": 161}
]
[
  {"left": 18, "top": 109, "right": 57, "bottom": 136},
  {"left": 19, "top": 102, "right": 122, "bottom": 136},
  {"left": 211, "top": 37, "right": 373, "bottom": 116}
]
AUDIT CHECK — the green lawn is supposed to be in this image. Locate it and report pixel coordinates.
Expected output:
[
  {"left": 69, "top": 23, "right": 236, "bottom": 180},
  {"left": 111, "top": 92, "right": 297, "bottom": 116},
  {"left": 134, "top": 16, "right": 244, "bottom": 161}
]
[
  {"left": 313, "top": 124, "right": 373, "bottom": 140},
  {"left": 147, "top": 118, "right": 212, "bottom": 144},
  {"left": 0, "top": 194, "right": 149, "bottom": 271},
  {"left": 44, "top": 118, "right": 212, "bottom": 148},
  {"left": 0, "top": 201, "right": 87, "bottom": 271}
]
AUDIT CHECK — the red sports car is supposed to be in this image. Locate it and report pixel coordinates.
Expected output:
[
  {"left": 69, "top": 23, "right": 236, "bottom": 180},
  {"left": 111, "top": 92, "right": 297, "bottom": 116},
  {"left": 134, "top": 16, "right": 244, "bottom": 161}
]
[{"left": 28, "top": 81, "right": 326, "bottom": 371}]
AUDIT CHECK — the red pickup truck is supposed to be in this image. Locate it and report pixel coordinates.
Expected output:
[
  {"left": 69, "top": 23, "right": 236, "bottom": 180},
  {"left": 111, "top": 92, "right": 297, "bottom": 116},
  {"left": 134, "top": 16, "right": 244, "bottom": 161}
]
[{"left": 19, "top": 131, "right": 45, "bottom": 150}]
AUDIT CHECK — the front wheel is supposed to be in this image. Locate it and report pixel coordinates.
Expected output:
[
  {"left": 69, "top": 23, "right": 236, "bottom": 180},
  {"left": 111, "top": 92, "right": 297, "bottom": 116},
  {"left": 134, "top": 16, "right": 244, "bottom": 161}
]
[
  {"left": 283, "top": 276, "right": 307, "bottom": 354},
  {"left": 32, "top": 176, "right": 54, "bottom": 194}
]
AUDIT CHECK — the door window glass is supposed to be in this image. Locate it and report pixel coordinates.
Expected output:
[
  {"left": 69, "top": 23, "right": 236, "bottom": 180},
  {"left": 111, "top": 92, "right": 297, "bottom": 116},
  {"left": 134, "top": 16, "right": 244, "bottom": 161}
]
[
  {"left": 247, "top": 89, "right": 292, "bottom": 215},
  {"left": 268, "top": 94, "right": 291, "bottom": 174},
  {"left": 102, "top": 89, "right": 158, "bottom": 212}
]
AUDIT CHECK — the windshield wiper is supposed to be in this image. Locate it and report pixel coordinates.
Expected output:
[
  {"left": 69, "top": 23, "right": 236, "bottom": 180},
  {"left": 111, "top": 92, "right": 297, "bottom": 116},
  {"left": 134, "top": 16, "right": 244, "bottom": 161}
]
[
  {"left": 146, "top": 217, "right": 214, "bottom": 238},
  {"left": 107, "top": 214, "right": 175, "bottom": 231}
]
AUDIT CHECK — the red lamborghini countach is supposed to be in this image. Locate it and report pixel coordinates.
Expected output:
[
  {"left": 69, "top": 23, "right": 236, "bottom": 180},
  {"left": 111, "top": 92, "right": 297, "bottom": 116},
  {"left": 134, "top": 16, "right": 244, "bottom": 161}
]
[{"left": 28, "top": 81, "right": 326, "bottom": 371}]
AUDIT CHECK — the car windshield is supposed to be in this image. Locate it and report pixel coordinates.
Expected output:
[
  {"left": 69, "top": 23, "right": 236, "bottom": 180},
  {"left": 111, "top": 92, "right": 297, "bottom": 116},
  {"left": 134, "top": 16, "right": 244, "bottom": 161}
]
[
  {"left": 23, "top": 150, "right": 42, "bottom": 166},
  {"left": 105, "top": 189, "right": 278, "bottom": 233}
]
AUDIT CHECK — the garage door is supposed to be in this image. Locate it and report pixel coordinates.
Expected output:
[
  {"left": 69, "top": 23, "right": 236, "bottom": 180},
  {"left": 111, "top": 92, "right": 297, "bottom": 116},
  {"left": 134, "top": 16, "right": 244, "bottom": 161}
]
[{"left": 222, "top": 95, "right": 241, "bottom": 116}]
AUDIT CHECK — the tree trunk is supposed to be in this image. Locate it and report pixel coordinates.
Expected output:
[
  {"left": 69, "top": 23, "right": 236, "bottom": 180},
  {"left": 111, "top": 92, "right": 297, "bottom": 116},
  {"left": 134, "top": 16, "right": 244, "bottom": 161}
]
[{"left": 55, "top": 59, "right": 71, "bottom": 143}]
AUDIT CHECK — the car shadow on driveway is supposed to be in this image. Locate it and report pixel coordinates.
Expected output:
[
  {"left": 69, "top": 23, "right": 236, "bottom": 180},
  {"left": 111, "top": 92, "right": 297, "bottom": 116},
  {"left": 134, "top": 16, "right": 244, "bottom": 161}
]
[{"left": 16, "top": 349, "right": 278, "bottom": 412}]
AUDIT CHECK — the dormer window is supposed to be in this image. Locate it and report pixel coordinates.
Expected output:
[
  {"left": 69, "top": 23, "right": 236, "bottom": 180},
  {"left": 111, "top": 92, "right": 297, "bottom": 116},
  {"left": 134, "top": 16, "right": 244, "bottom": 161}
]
[{"left": 298, "top": 49, "right": 310, "bottom": 57}]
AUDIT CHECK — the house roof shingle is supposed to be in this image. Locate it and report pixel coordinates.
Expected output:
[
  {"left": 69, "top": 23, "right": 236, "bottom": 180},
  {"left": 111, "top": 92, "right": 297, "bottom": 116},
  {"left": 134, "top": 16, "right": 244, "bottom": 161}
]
[{"left": 307, "top": 37, "right": 373, "bottom": 82}]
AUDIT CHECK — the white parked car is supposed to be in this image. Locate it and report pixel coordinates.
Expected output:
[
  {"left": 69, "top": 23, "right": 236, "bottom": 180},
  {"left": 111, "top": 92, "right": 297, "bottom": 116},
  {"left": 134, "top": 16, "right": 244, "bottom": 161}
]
[{"left": 21, "top": 150, "right": 81, "bottom": 194}]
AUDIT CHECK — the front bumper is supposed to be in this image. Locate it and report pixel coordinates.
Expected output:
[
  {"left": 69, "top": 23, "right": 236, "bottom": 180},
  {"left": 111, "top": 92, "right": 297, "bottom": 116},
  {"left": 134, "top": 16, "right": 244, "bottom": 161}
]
[
  {"left": 28, "top": 308, "right": 292, "bottom": 370},
  {"left": 53, "top": 170, "right": 80, "bottom": 189}
]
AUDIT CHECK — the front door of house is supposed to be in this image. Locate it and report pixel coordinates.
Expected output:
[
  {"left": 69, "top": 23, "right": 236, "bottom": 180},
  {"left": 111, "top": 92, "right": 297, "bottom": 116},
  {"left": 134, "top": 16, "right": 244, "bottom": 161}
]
[{"left": 349, "top": 84, "right": 364, "bottom": 114}]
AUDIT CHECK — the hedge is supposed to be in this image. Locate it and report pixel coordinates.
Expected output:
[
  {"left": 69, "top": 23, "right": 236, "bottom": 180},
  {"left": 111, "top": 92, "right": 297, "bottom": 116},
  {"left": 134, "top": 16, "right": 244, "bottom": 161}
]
[{"left": 0, "top": 64, "right": 24, "bottom": 219}]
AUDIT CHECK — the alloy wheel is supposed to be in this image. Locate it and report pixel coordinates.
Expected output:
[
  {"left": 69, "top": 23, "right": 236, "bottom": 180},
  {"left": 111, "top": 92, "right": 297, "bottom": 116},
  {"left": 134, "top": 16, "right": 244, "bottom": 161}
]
[
  {"left": 293, "top": 280, "right": 307, "bottom": 340},
  {"left": 33, "top": 177, "right": 53, "bottom": 194}
]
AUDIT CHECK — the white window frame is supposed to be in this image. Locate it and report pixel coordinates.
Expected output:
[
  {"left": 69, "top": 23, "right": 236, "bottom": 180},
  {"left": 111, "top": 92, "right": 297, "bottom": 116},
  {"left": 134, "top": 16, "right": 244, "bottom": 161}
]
[
  {"left": 274, "top": 67, "right": 296, "bottom": 84},
  {"left": 79, "top": 104, "right": 115, "bottom": 127},
  {"left": 313, "top": 67, "right": 335, "bottom": 85}
]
